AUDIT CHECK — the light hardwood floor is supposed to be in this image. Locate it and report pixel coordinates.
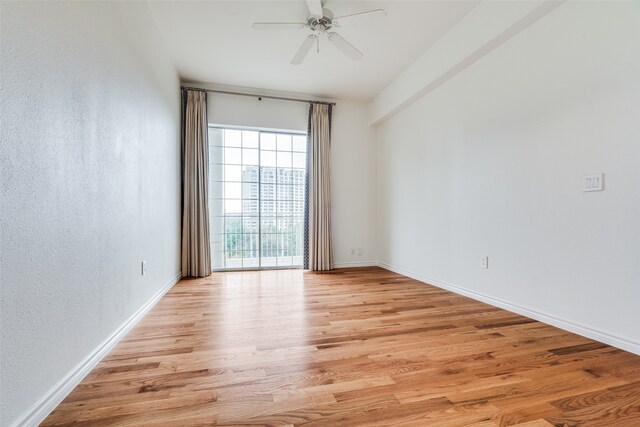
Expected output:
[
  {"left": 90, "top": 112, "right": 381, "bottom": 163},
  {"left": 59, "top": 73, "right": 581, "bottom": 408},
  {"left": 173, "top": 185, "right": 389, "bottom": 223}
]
[{"left": 42, "top": 267, "right": 640, "bottom": 426}]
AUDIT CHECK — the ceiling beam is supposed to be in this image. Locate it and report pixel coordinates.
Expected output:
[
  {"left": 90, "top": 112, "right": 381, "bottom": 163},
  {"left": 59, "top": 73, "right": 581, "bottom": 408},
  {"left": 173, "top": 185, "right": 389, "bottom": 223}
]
[{"left": 368, "top": 0, "right": 566, "bottom": 127}]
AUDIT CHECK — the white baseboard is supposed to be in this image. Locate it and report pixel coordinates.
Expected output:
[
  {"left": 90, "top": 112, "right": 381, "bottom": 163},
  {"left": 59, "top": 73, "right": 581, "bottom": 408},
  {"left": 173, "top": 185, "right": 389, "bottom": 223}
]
[
  {"left": 334, "top": 261, "right": 378, "bottom": 268},
  {"left": 377, "top": 262, "right": 640, "bottom": 356},
  {"left": 10, "top": 272, "right": 182, "bottom": 427}
]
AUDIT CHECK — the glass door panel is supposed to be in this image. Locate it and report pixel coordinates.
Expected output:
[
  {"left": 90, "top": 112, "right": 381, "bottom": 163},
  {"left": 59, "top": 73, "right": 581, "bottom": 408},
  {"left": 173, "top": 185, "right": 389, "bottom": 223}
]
[{"left": 209, "top": 127, "right": 306, "bottom": 271}]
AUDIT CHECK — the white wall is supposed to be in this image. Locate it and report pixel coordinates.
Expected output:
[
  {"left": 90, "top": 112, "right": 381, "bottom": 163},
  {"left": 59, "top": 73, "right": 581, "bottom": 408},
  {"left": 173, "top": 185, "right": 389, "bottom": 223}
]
[
  {"left": 376, "top": 1, "right": 640, "bottom": 353},
  {"left": 331, "top": 100, "right": 377, "bottom": 266},
  {"left": 202, "top": 87, "right": 377, "bottom": 266},
  {"left": 208, "top": 91, "right": 309, "bottom": 133},
  {"left": 0, "top": 2, "right": 181, "bottom": 425}
]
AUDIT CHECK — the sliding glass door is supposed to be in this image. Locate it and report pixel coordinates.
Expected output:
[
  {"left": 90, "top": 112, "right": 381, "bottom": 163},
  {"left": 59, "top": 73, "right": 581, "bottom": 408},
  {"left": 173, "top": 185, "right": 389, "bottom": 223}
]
[{"left": 209, "top": 127, "right": 307, "bottom": 271}]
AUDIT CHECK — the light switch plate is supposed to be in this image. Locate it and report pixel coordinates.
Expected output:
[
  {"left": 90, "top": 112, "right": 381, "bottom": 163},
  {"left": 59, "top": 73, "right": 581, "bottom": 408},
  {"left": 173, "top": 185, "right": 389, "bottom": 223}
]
[{"left": 583, "top": 174, "right": 604, "bottom": 192}]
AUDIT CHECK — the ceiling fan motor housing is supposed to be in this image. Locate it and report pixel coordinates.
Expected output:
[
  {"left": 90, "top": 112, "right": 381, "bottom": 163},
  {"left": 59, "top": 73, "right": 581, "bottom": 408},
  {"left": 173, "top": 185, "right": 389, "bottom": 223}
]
[{"left": 307, "top": 8, "right": 334, "bottom": 32}]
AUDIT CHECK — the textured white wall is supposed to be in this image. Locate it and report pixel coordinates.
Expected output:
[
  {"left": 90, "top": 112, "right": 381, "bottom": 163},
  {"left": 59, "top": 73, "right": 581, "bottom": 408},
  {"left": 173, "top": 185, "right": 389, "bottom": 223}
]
[
  {"left": 376, "top": 1, "right": 640, "bottom": 352},
  {"left": 205, "top": 91, "right": 377, "bottom": 266},
  {"left": 0, "top": 2, "right": 181, "bottom": 425}
]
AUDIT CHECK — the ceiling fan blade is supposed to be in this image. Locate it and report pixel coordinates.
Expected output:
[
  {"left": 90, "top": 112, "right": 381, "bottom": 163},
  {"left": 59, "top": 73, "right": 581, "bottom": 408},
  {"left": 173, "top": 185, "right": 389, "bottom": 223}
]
[
  {"left": 252, "top": 22, "right": 306, "bottom": 30},
  {"left": 291, "top": 35, "right": 316, "bottom": 65},
  {"left": 306, "top": 0, "right": 323, "bottom": 18},
  {"left": 333, "top": 9, "right": 386, "bottom": 26},
  {"left": 327, "top": 32, "right": 363, "bottom": 61}
]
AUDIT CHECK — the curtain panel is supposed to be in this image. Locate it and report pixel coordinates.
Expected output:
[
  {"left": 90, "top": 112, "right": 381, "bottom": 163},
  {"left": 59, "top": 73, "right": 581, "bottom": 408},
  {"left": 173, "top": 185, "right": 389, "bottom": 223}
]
[
  {"left": 181, "top": 89, "right": 211, "bottom": 277},
  {"left": 304, "top": 103, "right": 334, "bottom": 271}
]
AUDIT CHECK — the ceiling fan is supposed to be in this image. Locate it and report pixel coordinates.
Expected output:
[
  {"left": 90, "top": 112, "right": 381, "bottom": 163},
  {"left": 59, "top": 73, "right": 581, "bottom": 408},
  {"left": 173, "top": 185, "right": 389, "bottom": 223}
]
[{"left": 252, "top": 0, "right": 386, "bottom": 65}]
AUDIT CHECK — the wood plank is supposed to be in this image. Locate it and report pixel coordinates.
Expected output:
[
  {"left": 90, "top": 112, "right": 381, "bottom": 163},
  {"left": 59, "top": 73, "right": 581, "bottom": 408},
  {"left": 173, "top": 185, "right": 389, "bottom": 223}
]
[{"left": 41, "top": 267, "right": 640, "bottom": 426}]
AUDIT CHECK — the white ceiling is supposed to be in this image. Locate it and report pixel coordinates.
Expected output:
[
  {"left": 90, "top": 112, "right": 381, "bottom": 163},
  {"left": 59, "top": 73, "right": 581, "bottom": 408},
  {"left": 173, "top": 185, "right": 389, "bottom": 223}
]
[{"left": 149, "top": 1, "right": 479, "bottom": 100}]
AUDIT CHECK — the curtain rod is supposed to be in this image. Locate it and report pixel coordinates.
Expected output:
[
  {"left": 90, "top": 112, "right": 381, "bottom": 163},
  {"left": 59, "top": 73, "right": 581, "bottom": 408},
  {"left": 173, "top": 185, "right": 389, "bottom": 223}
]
[{"left": 181, "top": 86, "right": 336, "bottom": 106}]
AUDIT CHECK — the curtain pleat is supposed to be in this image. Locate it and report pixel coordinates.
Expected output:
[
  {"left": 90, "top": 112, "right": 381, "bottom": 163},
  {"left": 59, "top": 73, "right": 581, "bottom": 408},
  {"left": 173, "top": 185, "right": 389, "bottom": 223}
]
[
  {"left": 303, "top": 106, "right": 312, "bottom": 270},
  {"left": 305, "top": 103, "right": 333, "bottom": 271},
  {"left": 181, "top": 90, "right": 211, "bottom": 277}
]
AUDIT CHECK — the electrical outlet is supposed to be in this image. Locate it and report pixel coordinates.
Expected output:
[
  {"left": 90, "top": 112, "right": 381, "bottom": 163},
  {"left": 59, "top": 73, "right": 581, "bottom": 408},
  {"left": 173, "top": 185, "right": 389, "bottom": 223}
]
[
  {"left": 141, "top": 261, "right": 146, "bottom": 276},
  {"left": 351, "top": 248, "right": 355, "bottom": 256},
  {"left": 357, "top": 248, "right": 363, "bottom": 256},
  {"left": 480, "top": 256, "right": 488, "bottom": 269}
]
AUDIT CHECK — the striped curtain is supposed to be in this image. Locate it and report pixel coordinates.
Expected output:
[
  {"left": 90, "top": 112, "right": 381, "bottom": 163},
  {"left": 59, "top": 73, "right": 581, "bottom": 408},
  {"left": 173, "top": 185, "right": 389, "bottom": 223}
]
[
  {"left": 181, "top": 90, "right": 211, "bottom": 277},
  {"left": 304, "top": 103, "right": 333, "bottom": 271}
]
